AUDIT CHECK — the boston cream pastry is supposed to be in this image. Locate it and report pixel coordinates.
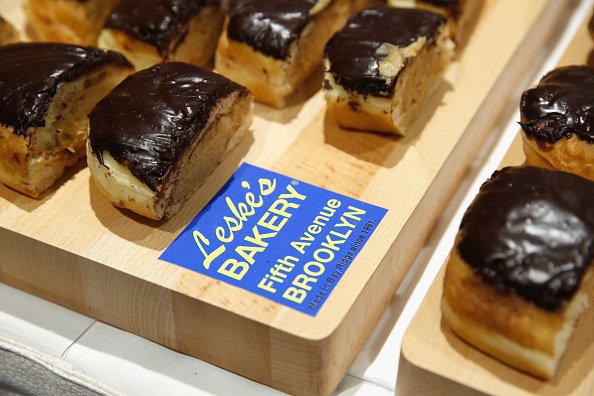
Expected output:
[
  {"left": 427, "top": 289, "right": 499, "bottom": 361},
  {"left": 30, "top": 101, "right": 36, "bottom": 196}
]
[
  {"left": 99, "top": 0, "right": 225, "bottom": 70},
  {"left": 0, "top": 15, "right": 19, "bottom": 45},
  {"left": 87, "top": 62, "right": 252, "bottom": 220},
  {"left": 25, "top": 0, "right": 118, "bottom": 45},
  {"left": 0, "top": 43, "right": 132, "bottom": 197},
  {"left": 520, "top": 66, "right": 594, "bottom": 181},
  {"left": 388, "top": 0, "right": 483, "bottom": 44},
  {"left": 215, "top": 0, "right": 351, "bottom": 108},
  {"left": 442, "top": 166, "right": 594, "bottom": 380},
  {"left": 323, "top": 7, "right": 454, "bottom": 134}
]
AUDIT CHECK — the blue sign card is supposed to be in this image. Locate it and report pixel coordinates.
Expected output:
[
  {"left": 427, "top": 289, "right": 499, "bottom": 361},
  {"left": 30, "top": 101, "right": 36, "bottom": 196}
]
[{"left": 160, "top": 163, "right": 388, "bottom": 316}]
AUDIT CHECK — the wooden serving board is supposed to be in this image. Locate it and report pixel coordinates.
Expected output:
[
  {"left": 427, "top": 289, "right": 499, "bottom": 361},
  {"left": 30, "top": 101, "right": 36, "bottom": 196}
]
[
  {"left": 402, "top": 9, "right": 594, "bottom": 396},
  {"left": 0, "top": 1, "right": 562, "bottom": 394}
]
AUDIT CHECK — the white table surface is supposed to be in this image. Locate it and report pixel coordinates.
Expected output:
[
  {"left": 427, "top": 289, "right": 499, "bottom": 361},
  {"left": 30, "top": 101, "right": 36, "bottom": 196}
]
[{"left": 0, "top": 1, "right": 591, "bottom": 394}]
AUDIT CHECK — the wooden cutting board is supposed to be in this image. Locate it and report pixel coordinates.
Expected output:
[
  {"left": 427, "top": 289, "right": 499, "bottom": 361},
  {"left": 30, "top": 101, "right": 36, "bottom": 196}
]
[
  {"left": 0, "top": 1, "right": 563, "bottom": 394},
  {"left": 402, "top": 8, "right": 594, "bottom": 396}
]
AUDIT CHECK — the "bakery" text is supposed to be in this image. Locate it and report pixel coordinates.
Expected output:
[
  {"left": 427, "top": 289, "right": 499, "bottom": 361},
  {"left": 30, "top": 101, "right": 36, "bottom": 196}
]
[{"left": 192, "top": 177, "right": 306, "bottom": 280}]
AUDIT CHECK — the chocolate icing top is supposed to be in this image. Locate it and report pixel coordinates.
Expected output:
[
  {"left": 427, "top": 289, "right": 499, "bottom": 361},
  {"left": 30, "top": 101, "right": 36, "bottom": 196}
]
[
  {"left": 457, "top": 166, "right": 594, "bottom": 311},
  {"left": 227, "top": 0, "right": 319, "bottom": 60},
  {"left": 89, "top": 62, "right": 247, "bottom": 191},
  {"left": 520, "top": 65, "right": 594, "bottom": 144},
  {"left": 105, "top": 0, "right": 217, "bottom": 57},
  {"left": 325, "top": 7, "right": 445, "bottom": 97},
  {"left": 0, "top": 42, "right": 131, "bottom": 136}
]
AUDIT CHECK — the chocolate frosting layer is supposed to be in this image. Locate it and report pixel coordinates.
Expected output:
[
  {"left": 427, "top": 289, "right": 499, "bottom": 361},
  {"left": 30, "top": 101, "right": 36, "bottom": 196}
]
[
  {"left": 457, "top": 166, "right": 594, "bottom": 311},
  {"left": 520, "top": 65, "right": 594, "bottom": 144},
  {"left": 227, "top": 0, "right": 319, "bottom": 60},
  {"left": 325, "top": 7, "right": 445, "bottom": 97},
  {"left": 89, "top": 62, "right": 247, "bottom": 191},
  {"left": 105, "top": 0, "right": 217, "bottom": 57},
  {"left": 0, "top": 42, "right": 131, "bottom": 136}
]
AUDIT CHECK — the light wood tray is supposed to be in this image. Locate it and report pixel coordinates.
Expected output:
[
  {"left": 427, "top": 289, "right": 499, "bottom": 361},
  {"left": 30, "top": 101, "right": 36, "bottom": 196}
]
[
  {"left": 0, "top": 1, "right": 563, "bottom": 394},
  {"left": 402, "top": 10, "right": 594, "bottom": 396}
]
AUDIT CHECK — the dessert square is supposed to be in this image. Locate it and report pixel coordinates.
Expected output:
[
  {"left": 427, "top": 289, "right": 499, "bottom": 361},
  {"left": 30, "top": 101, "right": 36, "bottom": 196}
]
[
  {"left": 99, "top": 0, "right": 225, "bottom": 70},
  {"left": 87, "top": 63, "right": 253, "bottom": 220},
  {"left": 215, "top": 0, "right": 350, "bottom": 108},
  {"left": 442, "top": 166, "right": 594, "bottom": 379},
  {"left": 323, "top": 7, "right": 454, "bottom": 134},
  {"left": 0, "top": 43, "right": 133, "bottom": 197}
]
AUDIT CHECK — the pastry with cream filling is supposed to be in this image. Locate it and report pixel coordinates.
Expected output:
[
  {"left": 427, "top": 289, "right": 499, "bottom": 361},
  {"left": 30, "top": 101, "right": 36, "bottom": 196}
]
[
  {"left": 442, "top": 166, "right": 594, "bottom": 380},
  {"left": 98, "top": 0, "right": 225, "bottom": 70},
  {"left": 87, "top": 62, "right": 252, "bottom": 220},
  {"left": 25, "top": 0, "right": 118, "bottom": 45},
  {"left": 520, "top": 66, "right": 594, "bottom": 182},
  {"left": 215, "top": 0, "right": 350, "bottom": 108},
  {"left": 0, "top": 43, "right": 133, "bottom": 197},
  {"left": 0, "top": 15, "right": 19, "bottom": 45},
  {"left": 323, "top": 7, "right": 454, "bottom": 134}
]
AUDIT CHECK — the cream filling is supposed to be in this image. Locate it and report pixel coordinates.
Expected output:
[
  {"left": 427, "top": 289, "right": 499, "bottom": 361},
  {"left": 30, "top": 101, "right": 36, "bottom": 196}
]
[
  {"left": 376, "top": 39, "right": 426, "bottom": 86},
  {"left": 87, "top": 143, "right": 156, "bottom": 214},
  {"left": 387, "top": 0, "right": 417, "bottom": 7},
  {"left": 324, "top": 75, "right": 392, "bottom": 118}
]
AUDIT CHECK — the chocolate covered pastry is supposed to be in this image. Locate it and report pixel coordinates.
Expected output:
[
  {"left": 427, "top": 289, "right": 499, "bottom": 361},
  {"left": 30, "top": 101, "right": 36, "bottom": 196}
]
[
  {"left": 323, "top": 7, "right": 454, "bottom": 134},
  {"left": 0, "top": 43, "right": 133, "bottom": 197},
  {"left": 215, "top": 0, "right": 350, "bottom": 108},
  {"left": 520, "top": 66, "right": 594, "bottom": 181},
  {"left": 87, "top": 62, "right": 252, "bottom": 220},
  {"left": 25, "top": 0, "right": 118, "bottom": 45},
  {"left": 442, "top": 166, "right": 594, "bottom": 379},
  {"left": 99, "top": 0, "right": 225, "bottom": 70}
]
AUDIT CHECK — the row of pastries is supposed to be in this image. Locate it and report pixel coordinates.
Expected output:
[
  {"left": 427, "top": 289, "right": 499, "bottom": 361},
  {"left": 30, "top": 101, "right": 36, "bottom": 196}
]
[
  {"left": 0, "top": 0, "right": 482, "bottom": 219},
  {"left": 23, "top": 0, "right": 481, "bottom": 114}
]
